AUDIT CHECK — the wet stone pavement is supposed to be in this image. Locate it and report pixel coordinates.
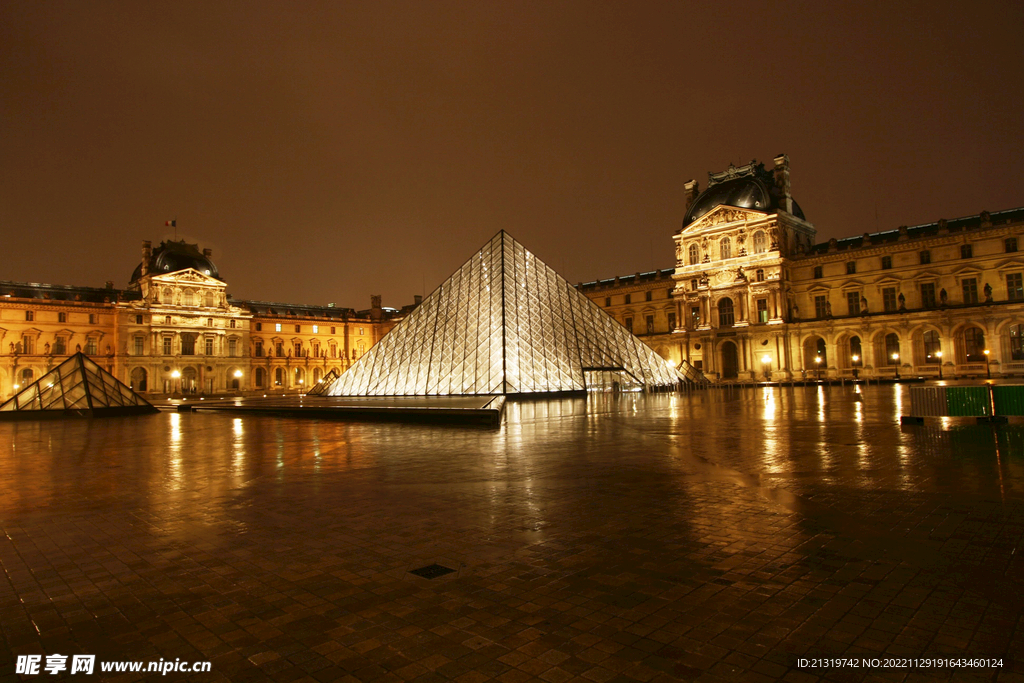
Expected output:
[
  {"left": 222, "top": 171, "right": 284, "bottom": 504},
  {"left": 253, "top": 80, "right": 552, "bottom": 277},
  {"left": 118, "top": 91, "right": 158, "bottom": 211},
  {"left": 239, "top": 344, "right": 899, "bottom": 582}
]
[{"left": 1, "top": 385, "right": 1022, "bottom": 683}]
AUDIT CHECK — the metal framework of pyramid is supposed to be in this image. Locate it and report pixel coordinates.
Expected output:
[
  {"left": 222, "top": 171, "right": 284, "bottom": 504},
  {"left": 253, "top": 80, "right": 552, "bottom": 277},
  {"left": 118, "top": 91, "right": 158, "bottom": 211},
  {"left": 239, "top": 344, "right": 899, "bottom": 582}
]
[
  {"left": 0, "top": 353, "right": 158, "bottom": 418},
  {"left": 305, "top": 368, "right": 340, "bottom": 396},
  {"left": 327, "top": 231, "right": 685, "bottom": 397}
]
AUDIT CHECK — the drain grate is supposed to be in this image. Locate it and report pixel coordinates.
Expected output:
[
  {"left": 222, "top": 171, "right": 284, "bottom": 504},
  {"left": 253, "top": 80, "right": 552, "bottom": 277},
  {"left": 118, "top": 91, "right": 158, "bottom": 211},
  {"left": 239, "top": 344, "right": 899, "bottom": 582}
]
[{"left": 409, "top": 563, "right": 456, "bottom": 579}]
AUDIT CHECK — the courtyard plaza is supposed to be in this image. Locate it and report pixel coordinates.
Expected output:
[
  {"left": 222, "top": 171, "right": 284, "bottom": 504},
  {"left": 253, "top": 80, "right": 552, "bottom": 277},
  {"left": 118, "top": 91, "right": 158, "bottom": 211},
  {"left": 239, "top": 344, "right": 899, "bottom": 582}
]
[{"left": 1, "top": 386, "right": 1022, "bottom": 683}]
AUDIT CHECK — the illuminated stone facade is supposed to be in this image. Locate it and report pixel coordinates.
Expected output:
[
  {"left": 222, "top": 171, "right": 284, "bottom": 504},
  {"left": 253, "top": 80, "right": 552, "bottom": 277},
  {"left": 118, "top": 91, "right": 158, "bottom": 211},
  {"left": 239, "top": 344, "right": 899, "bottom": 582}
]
[
  {"left": 0, "top": 240, "right": 408, "bottom": 398},
  {"left": 580, "top": 155, "right": 1024, "bottom": 381}
]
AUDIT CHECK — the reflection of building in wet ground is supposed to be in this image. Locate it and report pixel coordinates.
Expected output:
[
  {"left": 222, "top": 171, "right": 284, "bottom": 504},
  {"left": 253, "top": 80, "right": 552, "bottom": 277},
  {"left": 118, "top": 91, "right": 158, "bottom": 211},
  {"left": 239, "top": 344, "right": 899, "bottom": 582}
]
[
  {"left": 1, "top": 386, "right": 1020, "bottom": 680},
  {"left": 579, "top": 155, "right": 1024, "bottom": 383}
]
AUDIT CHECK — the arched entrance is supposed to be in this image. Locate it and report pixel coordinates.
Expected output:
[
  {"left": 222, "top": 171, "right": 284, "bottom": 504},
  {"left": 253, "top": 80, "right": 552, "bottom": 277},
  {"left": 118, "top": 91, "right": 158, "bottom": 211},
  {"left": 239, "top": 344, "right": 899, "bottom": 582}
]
[
  {"left": 130, "top": 367, "right": 148, "bottom": 392},
  {"left": 803, "top": 336, "right": 827, "bottom": 371},
  {"left": 181, "top": 367, "right": 197, "bottom": 394},
  {"left": 720, "top": 341, "right": 739, "bottom": 379}
]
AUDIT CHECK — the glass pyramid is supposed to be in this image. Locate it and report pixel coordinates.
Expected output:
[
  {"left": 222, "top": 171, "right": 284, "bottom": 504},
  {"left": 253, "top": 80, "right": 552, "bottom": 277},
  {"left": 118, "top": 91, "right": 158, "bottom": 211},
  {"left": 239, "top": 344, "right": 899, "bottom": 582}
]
[
  {"left": 305, "top": 368, "right": 340, "bottom": 396},
  {"left": 0, "top": 353, "right": 158, "bottom": 417},
  {"left": 328, "top": 231, "right": 686, "bottom": 396}
]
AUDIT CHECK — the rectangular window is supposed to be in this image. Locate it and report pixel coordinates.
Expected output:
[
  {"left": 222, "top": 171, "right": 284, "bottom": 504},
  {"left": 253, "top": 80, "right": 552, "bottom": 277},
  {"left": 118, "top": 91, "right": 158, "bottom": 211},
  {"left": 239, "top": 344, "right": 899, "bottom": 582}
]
[
  {"left": 1008, "top": 273, "right": 1024, "bottom": 301},
  {"left": 205, "top": 338, "right": 214, "bottom": 355},
  {"left": 165, "top": 315, "right": 171, "bottom": 324},
  {"left": 624, "top": 317, "right": 633, "bottom": 331},
  {"left": 960, "top": 244, "right": 973, "bottom": 259},
  {"left": 25, "top": 311, "right": 34, "bottom": 321},
  {"left": 1006, "top": 237, "right": 1018, "bottom": 253},
  {"left": 625, "top": 294, "right": 631, "bottom": 304},
  {"left": 645, "top": 291, "right": 652, "bottom": 302},
  {"left": 162, "top": 337, "right": 172, "bottom": 355},
  {"left": 605, "top": 297, "right": 611, "bottom": 306},
  {"left": 330, "top": 327, "right": 336, "bottom": 334},
  {"left": 134, "top": 314, "right": 142, "bottom": 324},
  {"left": 690, "top": 279, "right": 698, "bottom": 291},
  {"left": 814, "top": 295, "right": 828, "bottom": 319},
  {"left": 813, "top": 266, "right": 823, "bottom": 279},
  {"left": 846, "top": 261, "right": 856, "bottom": 274},
  {"left": 359, "top": 327, "right": 364, "bottom": 335},
  {"left": 312, "top": 325, "right": 319, "bottom": 334},
  {"left": 668, "top": 312, "right": 676, "bottom": 329},
  {"left": 21, "top": 337, "right": 33, "bottom": 354},
  {"left": 53, "top": 337, "right": 66, "bottom": 355},
  {"left": 89, "top": 314, "right": 96, "bottom": 324},
  {"left": 134, "top": 337, "right": 144, "bottom": 355},
  {"left": 921, "top": 282, "right": 936, "bottom": 308},
  {"left": 920, "top": 250, "right": 931, "bottom": 264},
  {"left": 207, "top": 318, "right": 213, "bottom": 327},
  {"left": 230, "top": 319, "right": 236, "bottom": 328},
  {"left": 882, "top": 288, "right": 897, "bottom": 312},
  {"left": 85, "top": 339, "right": 97, "bottom": 355},
  {"left": 59, "top": 312, "right": 68, "bottom": 323},
  {"left": 847, "top": 292, "right": 861, "bottom": 316},
  {"left": 645, "top": 315, "right": 654, "bottom": 334},
  {"left": 275, "top": 323, "right": 282, "bottom": 332},
  {"left": 295, "top": 342, "right": 303, "bottom": 357},
  {"left": 255, "top": 341, "right": 263, "bottom": 357},
  {"left": 756, "top": 298, "right": 769, "bottom": 323},
  {"left": 229, "top": 339, "right": 238, "bottom": 356},
  {"left": 276, "top": 343, "right": 284, "bottom": 357},
  {"left": 881, "top": 256, "right": 892, "bottom": 270},
  {"left": 181, "top": 335, "right": 195, "bottom": 355},
  {"left": 295, "top": 324, "right": 301, "bottom": 333},
  {"left": 755, "top": 269, "right": 764, "bottom": 282},
  {"left": 256, "top": 322, "right": 262, "bottom": 331},
  {"left": 962, "top": 278, "right": 978, "bottom": 304}
]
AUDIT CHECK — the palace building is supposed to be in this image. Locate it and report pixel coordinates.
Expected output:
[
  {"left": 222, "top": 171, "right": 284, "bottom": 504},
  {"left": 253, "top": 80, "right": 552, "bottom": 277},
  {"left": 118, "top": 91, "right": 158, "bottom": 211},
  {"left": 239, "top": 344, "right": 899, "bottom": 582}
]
[
  {"left": 0, "top": 239, "right": 412, "bottom": 399},
  {"left": 579, "top": 155, "right": 1024, "bottom": 381}
]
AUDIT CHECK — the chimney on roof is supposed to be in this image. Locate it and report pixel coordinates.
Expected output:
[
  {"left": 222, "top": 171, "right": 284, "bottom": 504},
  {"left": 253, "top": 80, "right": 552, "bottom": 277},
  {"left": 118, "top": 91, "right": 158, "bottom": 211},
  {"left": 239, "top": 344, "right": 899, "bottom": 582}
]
[
  {"left": 683, "top": 180, "right": 700, "bottom": 211},
  {"left": 414, "top": 295, "right": 422, "bottom": 306},
  {"left": 141, "top": 240, "right": 152, "bottom": 277},
  {"left": 202, "top": 248, "right": 212, "bottom": 258},
  {"left": 773, "top": 154, "right": 793, "bottom": 215},
  {"left": 105, "top": 281, "right": 114, "bottom": 289}
]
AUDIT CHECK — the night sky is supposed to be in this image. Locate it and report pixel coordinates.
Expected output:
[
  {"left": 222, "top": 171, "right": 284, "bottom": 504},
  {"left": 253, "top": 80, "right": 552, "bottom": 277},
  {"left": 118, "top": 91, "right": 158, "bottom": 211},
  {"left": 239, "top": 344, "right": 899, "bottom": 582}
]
[{"left": 2, "top": 1, "right": 1022, "bottom": 310}]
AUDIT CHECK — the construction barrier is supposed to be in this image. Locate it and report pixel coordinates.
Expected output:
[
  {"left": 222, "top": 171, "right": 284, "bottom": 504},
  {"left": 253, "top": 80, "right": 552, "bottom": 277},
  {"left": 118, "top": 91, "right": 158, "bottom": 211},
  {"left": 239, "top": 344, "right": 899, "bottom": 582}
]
[
  {"left": 944, "top": 387, "right": 991, "bottom": 417},
  {"left": 992, "top": 386, "right": 1024, "bottom": 416}
]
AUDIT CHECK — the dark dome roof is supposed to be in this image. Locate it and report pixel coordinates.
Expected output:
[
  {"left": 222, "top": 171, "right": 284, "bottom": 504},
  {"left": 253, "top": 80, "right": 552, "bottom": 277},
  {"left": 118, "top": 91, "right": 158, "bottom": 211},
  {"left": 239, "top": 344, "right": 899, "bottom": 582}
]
[
  {"left": 683, "top": 175, "right": 806, "bottom": 227},
  {"left": 130, "top": 240, "right": 220, "bottom": 283}
]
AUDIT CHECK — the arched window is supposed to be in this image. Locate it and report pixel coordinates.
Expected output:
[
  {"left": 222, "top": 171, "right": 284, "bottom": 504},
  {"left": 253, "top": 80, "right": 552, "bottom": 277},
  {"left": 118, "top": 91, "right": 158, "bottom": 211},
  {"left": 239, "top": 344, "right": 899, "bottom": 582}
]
[
  {"left": 255, "top": 367, "right": 265, "bottom": 388},
  {"left": 294, "top": 368, "right": 304, "bottom": 387},
  {"left": 718, "top": 297, "right": 734, "bottom": 327},
  {"left": 755, "top": 269, "right": 764, "bottom": 282},
  {"left": 753, "top": 231, "right": 767, "bottom": 253},
  {"left": 20, "top": 368, "right": 34, "bottom": 384},
  {"left": 688, "top": 243, "right": 699, "bottom": 265},
  {"left": 274, "top": 368, "right": 283, "bottom": 386},
  {"left": 720, "top": 237, "right": 731, "bottom": 260},
  {"left": 204, "top": 291, "right": 214, "bottom": 307},
  {"left": 964, "top": 327, "right": 986, "bottom": 362},
  {"left": 885, "top": 333, "right": 901, "bottom": 365},
  {"left": 162, "top": 288, "right": 173, "bottom": 304},
  {"left": 1011, "top": 324, "right": 1024, "bottom": 361},
  {"left": 923, "top": 331, "right": 941, "bottom": 363}
]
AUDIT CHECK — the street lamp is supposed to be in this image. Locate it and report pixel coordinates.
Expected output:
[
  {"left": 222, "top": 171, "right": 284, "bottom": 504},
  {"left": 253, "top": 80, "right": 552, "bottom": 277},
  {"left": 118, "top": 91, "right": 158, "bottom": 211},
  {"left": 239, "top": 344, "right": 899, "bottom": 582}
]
[
  {"left": 936, "top": 350, "right": 943, "bottom": 380},
  {"left": 171, "top": 369, "right": 181, "bottom": 395},
  {"left": 851, "top": 354, "right": 859, "bottom": 379},
  {"left": 761, "top": 354, "right": 771, "bottom": 381},
  {"left": 892, "top": 353, "right": 900, "bottom": 380},
  {"left": 814, "top": 356, "right": 822, "bottom": 381},
  {"left": 984, "top": 349, "right": 991, "bottom": 379}
]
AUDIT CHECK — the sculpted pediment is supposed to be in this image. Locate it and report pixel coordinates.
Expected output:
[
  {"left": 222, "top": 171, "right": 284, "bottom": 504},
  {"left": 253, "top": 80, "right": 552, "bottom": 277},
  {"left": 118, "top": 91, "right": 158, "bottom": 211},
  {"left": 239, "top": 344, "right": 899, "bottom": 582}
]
[
  {"left": 684, "top": 205, "right": 767, "bottom": 233},
  {"left": 150, "top": 269, "right": 226, "bottom": 286}
]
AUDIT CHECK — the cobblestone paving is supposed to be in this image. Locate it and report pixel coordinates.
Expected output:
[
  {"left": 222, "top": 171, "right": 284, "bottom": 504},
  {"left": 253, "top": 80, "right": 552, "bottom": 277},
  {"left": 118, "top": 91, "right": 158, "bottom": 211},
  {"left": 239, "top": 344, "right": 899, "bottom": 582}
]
[{"left": 1, "top": 385, "right": 1022, "bottom": 682}]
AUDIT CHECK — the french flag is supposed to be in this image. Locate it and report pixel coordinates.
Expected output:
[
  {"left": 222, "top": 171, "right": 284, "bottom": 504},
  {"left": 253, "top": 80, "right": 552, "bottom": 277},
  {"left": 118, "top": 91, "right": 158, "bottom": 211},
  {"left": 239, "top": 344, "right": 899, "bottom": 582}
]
[{"left": 165, "top": 220, "right": 176, "bottom": 227}]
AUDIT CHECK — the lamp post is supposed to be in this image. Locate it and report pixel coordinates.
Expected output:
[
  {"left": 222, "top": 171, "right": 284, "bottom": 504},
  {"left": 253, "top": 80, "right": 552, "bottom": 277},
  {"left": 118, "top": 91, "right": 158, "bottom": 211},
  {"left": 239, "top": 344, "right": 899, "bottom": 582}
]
[
  {"left": 171, "top": 369, "right": 181, "bottom": 395},
  {"left": 851, "top": 354, "right": 859, "bottom": 379},
  {"left": 814, "top": 356, "right": 822, "bottom": 381},
  {"left": 936, "top": 350, "right": 943, "bottom": 380},
  {"left": 761, "top": 354, "right": 771, "bottom": 381},
  {"left": 984, "top": 349, "right": 991, "bottom": 379},
  {"left": 892, "top": 353, "right": 900, "bottom": 380}
]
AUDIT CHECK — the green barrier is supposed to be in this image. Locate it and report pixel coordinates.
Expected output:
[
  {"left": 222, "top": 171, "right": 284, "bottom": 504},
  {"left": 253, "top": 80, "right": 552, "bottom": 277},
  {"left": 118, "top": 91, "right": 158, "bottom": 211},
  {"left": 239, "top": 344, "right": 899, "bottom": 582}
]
[
  {"left": 992, "top": 386, "right": 1024, "bottom": 416},
  {"left": 944, "top": 386, "right": 990, "bottom": 417}
]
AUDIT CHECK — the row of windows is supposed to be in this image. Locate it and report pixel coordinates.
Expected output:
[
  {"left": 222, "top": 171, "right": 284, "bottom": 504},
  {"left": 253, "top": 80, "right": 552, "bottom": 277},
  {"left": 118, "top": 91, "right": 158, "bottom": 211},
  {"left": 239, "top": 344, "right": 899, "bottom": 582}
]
[
  {"left": 814, "top": 239, "right": 1018, "bottom": 279},
  {"left": 623, "top": 312, "right": 678, "bottom": 335},
  {"left": 23, "top": 311, "right": 98, "bottom": 324},
  {"left": 159, "top": 288, "right": 220, "bottom": 307},
  {"left": 814, "top": 274, "right": 1024, "bottom": 319},
  {"left": 253, "top": 340, "right": 366, "bottom": 359},
  {"left": 14, "top": 337, "right": 97, "bottom": 356},
  {"left": 686, "top": 231, "right": 772, "bottom": 265},
  {"left": 253, "top": 322, "right": 365, "bottom": 335},
  {"left": 812, "top": 327, "right": 1022, "bottom": 366},
  {"left": 603, "top": 289, "right": 673, "bottom": 307}
]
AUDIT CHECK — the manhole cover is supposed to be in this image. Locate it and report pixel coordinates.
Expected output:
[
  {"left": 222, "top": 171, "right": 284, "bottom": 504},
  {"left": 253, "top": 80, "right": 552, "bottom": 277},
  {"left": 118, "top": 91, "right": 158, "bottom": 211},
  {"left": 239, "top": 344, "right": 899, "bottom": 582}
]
[{"left": 409, "top": 563, "right": 455, "bottom": 579}]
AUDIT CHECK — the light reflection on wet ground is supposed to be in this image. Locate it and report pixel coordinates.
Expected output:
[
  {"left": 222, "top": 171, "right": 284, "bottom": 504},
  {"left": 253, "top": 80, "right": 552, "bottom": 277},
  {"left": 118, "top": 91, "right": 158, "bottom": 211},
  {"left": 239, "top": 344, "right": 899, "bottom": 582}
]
[{"left": 0, "top": 385, "right": 1021, "bottom": 681}]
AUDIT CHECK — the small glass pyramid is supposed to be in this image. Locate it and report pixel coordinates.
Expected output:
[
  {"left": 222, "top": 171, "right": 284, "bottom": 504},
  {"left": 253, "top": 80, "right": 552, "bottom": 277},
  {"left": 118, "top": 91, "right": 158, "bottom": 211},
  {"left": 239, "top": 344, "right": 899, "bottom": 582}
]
[
  {"left": 0, "top": 353, "right": 158, "bottom": 417},
  {"left": 328, "top": 231, "right": 689, "bottom": 396}
]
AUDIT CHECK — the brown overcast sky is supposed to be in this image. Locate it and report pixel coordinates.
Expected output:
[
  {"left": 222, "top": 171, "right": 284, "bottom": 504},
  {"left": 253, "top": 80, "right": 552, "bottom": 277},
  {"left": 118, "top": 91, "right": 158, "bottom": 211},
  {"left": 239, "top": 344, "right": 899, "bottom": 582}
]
[{"left": 2, "top": 1, "right": 1023, "bottom": 309}]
